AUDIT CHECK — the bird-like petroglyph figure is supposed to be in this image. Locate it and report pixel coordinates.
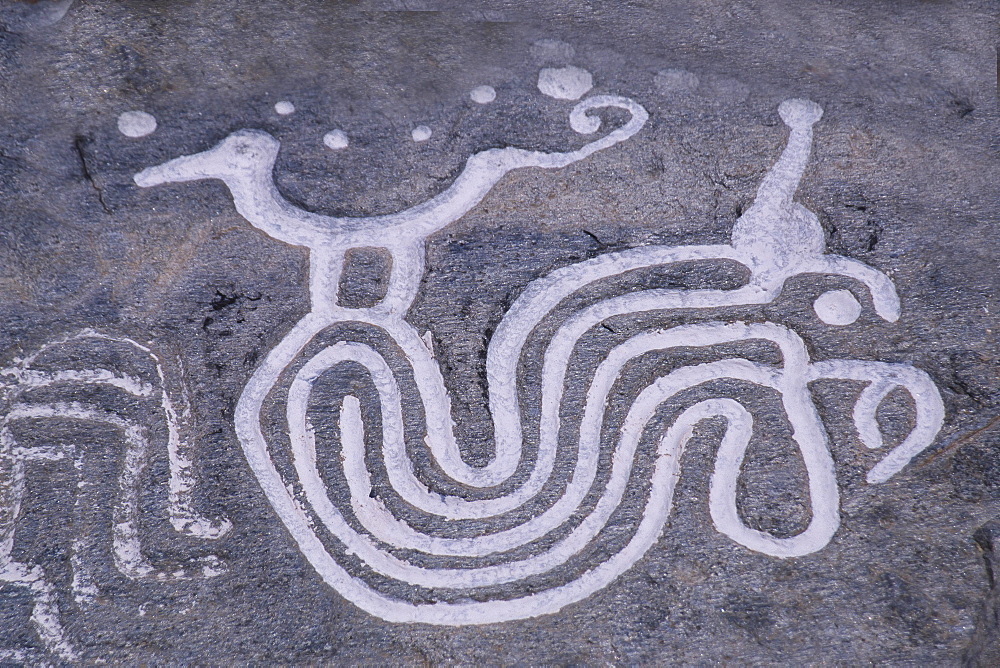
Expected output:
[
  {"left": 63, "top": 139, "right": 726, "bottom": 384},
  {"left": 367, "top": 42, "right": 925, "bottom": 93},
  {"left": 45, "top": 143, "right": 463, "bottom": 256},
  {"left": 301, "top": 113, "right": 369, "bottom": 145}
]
[
  {"left": 132, "top": 91, "right": 944, "bottom": 626},
  {"left": 135, "top": 95, "right": 647, "bottom": 317}
]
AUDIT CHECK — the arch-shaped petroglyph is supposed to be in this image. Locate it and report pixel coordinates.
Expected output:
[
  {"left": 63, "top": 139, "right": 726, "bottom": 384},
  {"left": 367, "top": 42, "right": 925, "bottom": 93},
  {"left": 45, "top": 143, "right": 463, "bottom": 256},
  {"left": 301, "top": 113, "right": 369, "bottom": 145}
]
[
  {"left": 0, "top": 330, "right": 230, "bottom": 660},
  {"left": 133, "top": 84, "right": 943, "bottom": 626}
]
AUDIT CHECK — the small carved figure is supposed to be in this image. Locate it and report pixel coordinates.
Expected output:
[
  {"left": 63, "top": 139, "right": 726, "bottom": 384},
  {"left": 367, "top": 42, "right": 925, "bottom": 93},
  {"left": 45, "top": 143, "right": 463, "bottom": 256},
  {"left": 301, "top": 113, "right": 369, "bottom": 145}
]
[{"left": 0, "top": 331, "right": 229, "bottom": 660}]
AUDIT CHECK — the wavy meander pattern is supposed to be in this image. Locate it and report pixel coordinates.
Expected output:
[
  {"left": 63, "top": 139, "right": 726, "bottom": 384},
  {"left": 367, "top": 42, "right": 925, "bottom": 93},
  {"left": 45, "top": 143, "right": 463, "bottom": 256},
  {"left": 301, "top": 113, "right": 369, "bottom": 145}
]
[
  {"left": 132, "top": 93, "right": 945, "bottom": 624},
  {"left": 248, "top": 250, "right": 944, "bottom": 625}
]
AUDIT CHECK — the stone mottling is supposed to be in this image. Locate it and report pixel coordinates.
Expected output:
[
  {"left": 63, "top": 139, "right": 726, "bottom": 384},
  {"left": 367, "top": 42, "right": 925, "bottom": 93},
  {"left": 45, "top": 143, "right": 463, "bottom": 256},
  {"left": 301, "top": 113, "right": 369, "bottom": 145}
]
[{"left": 0, "top": 0, "right": 997, "bottom": 663}]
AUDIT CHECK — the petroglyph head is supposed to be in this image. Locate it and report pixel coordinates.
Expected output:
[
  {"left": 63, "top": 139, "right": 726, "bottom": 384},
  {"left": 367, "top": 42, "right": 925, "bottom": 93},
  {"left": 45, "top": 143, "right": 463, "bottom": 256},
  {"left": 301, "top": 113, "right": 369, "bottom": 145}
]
[
  {"left": 134, "top": 129, "right": 279, "bottom": 189},
  {"left": 731, "top": 99, "right": 826, "bottom": 273}
]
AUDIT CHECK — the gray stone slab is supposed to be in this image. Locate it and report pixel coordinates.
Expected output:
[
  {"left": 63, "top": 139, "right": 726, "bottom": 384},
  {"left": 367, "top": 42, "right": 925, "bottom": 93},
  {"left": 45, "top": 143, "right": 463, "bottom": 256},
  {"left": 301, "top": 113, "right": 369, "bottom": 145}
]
[{"left": 0, "top": 0, "right": 997, "bottom": 663}]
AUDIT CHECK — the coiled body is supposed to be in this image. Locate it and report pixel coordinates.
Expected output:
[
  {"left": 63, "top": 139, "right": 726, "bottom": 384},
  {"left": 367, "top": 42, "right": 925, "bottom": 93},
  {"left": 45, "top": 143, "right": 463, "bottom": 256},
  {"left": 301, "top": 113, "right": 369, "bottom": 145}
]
[
  {"left": 135, "top": 95, "right": 945, "bottom": 624},
  {"left": 234, "top": 243, "right": 942, "bottom": 625}
]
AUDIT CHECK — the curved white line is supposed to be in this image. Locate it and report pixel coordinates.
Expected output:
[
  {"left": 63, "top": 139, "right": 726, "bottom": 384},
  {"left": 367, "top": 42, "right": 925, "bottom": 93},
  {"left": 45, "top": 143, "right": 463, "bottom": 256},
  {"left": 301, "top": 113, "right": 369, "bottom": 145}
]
[
  {"left": 808, "top": 360, "right": 944, "bottom": 483},
  {"left": 137, "top": 93, "right": 944, "bottom": 627}
]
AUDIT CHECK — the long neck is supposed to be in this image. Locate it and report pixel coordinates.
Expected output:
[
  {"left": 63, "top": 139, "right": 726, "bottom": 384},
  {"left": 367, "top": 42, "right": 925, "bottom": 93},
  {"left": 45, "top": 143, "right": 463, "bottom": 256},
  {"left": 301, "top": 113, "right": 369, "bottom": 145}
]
[
  {"left": 223, "top": 168, "right": 332, "bottom": 249},
  {"left": 751, "top": 124, "right": 813, "bottom": 212}
]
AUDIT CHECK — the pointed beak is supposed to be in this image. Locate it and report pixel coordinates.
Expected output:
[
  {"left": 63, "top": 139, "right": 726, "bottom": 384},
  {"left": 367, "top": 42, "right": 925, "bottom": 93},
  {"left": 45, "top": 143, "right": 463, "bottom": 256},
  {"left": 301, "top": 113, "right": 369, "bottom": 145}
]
[{"left": 134, "top": 145, "right": 223, "bottom": 188}]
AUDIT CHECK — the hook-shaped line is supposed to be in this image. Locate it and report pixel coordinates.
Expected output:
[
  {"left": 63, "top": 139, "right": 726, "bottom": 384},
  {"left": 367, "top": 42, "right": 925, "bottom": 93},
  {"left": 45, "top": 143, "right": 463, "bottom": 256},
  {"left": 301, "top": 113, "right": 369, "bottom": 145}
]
[{"left": 134, "top": 95, "right": 648, "bottom": 250}]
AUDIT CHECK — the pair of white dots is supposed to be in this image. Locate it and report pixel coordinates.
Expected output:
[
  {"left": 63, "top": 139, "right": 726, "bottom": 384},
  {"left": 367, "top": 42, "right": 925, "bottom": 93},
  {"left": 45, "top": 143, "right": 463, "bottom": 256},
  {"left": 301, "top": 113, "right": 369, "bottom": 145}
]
[
  {"left": 327, "top": 127, "right": 429, "bottom": 147},
  {"left": 410, "top": 84, "right": 495, "bottom": 141},
  {"left": 409, "top": 84, "right": 495, "bottom": 142},
  {"left": 410, "top": 84, "right": 495, "bottom": 142},
  {"left": 276, "top": 102, "right": 351, "bottom": 150}
]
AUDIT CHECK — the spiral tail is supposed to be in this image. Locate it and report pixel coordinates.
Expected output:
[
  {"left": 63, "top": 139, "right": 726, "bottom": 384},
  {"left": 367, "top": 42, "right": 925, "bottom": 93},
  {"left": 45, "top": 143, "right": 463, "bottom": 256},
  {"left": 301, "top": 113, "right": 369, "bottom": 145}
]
[{"left": 807, "top": 359, "right": 945, "bottom": 483}]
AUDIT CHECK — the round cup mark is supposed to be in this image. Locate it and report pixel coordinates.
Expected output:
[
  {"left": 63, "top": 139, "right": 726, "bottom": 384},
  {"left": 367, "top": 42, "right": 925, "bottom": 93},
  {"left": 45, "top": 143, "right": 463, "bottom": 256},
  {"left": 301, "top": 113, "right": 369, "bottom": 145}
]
[
  {"left": 538, "top": 66, "right": 593, "bottom": 100},
  {"left": 411, "top": 125, "right": 432, "bottom": 142},
  {"left": 470, "top": 85, "right": 496, "bottom": 104},
  {"left": 323, "top": 130, "right": 349, "bottom": 150},
  {"left": 117, "top": 111, "right": 157, "bottom": 138},
  {"left": 814, "top": 289, "right": 862, "bottom": 325}
]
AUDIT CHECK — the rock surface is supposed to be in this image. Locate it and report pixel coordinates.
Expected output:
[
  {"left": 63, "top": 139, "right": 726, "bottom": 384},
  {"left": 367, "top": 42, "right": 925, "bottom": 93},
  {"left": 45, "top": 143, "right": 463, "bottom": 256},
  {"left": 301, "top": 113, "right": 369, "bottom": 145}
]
[{"left": 0, "top": 0, "right": 997, "bottom": 663}]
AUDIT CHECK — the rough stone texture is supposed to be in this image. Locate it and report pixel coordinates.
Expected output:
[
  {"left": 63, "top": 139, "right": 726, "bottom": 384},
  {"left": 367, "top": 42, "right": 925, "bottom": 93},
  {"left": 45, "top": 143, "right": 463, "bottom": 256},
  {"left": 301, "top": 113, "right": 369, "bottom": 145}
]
[{"left": 0, "top": 0, "right": 997, "bottom": 663}]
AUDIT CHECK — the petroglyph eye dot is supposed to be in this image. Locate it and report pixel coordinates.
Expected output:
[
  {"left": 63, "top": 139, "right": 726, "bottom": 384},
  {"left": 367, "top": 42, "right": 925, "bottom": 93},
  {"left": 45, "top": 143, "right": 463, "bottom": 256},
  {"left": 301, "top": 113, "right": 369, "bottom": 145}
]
[
  {"left": 411, "top": 125, "right": 432, "bottom": 142},
  {"left": 538, "top": 65, "right": 593, "bottom": 100},
  {"left": 470, "top": 85, "right": 496, "bottom": 104},
  {"left": 117, "top": 111, "right": 157, "bottom": 137},
  {"left": 274, "top": 100, "right": 295, "bottom": 115},
  {"left": 814, "top": 289, "right": 862, "bottom": 325},
  {"left": 323, "top": 129, "right": 349, "bottom": 150}
]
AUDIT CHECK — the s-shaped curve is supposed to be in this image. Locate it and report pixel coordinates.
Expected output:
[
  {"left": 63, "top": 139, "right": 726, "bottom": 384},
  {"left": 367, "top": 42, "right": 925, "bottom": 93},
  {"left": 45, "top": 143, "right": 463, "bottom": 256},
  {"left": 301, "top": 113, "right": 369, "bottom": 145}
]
[{"left": 134, "top": 94, "right": 944, "bottom": 626}]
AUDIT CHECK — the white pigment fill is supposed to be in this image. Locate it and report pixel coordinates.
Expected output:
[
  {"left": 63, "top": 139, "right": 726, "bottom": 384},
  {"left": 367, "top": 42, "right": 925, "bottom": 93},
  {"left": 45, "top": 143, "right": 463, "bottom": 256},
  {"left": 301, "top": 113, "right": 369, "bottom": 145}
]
[
  {"left": 537, "top": 65, "right": 593, "bottom": 100},
  {"left": 0, "top": 330, "right": 230, "bottom": 659},
  {"left": 814, "top": 289, "right": 862, "bottom": 325},
  {"left": 275, "top": 100, "right": 295, "bottom": 115},
  {"left": 411, "top": 125, "right": 432, "bottom": 142},
  {"left": 132, "top": 95, "right": 944, "bottom": 626},
  {"left": 470, "top": 85, "right": 496, "bottom": 104},
  {"left": 323, "top": 130, "right": 349, "bottom": 150},
  {"left": 117, "top": 111, "right": 157, "bottom": 138}
]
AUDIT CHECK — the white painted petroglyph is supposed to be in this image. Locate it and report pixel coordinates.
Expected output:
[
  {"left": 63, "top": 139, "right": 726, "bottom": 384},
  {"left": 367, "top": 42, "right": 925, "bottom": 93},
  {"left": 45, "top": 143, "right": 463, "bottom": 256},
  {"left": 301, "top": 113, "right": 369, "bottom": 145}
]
[
  {"left": 131, "top": 88, "right": 943, "bottom": 628},
  {"left": 117, "top": 110, "right": 157, "bottom": 138},
  {"left": 323, "top": 129, "right": 349, "bottom": 150},
  {"left": 411, "top": 125, "right": 432, "bottom": 142},
  {"left": 538, "top": 65, "right": 593, "bottom": 100},
  {"left": 814, "top": 289, "right": 862, "bottom": 325},
  {"left": 70, "top": 538, "right": 99, "bottom": 605},
  {"left": 0, "top": 562, "right": 76, "bottom": 660},
  {"left": 134, "top": 94, "right": 647, "bottom": 275},
  {"left": 470, "top": 85, "right": 497, "bottom": 104},
  {"left": 0, "top": 330, "right": 229, "bottom": 659},
  {"left": 275, "top": 100, "right": 295, "bottom": 115}
]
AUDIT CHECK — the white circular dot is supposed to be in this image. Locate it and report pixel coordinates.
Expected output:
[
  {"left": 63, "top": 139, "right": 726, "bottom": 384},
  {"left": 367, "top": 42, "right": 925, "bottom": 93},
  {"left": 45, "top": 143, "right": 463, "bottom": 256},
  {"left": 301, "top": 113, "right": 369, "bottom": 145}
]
[
  {"left": 470, "top": 85, "right": 496, "bottom": 104},
  {"left": 323, "top": 129, "right": 349, "bottom": 150},
  {"left": 274, "top": 101, "right": 295, "bottom": 115},
  {"left": 537, "top": 66, "right": 593, "bottom": 100},
  {"left": 411, "top": 125, "right": 432, "bottom": 142},
  {"left": 117, "top": 111, "right": 157, "bottom": 138},
  {"left": 814, "top": 289, "right": 862, "bottom": 326}
]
